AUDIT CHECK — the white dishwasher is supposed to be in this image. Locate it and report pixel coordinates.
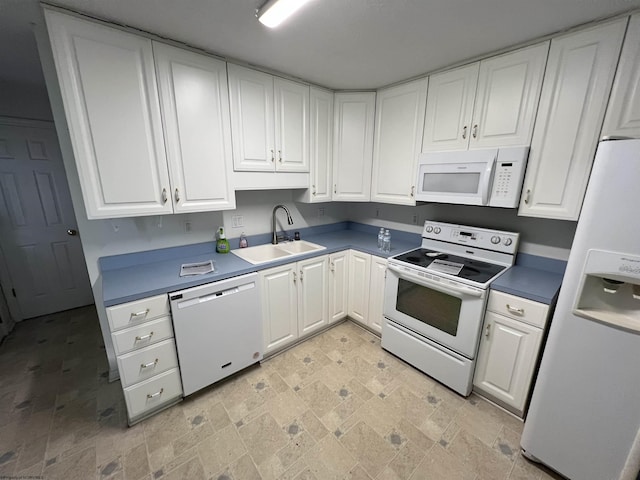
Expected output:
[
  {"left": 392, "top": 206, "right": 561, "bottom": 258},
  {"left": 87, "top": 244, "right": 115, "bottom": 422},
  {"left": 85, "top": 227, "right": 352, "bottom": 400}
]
[{"left": 169, "top": 272, "right": 263, "bottom": 396}]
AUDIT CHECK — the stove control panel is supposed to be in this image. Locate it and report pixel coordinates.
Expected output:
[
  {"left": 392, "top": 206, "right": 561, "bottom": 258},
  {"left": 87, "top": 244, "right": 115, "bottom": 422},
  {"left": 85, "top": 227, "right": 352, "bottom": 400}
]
[{"left": 422, "top": 221, "right": 519, "bottom": 254}]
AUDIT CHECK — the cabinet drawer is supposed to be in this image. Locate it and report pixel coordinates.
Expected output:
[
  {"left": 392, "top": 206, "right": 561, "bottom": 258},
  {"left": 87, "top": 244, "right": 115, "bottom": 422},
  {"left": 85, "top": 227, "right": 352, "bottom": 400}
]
[
  {"left": 487, "top": 291, "right": 549, "bottom": 328},
  {"left": 123, "top": 368, "right": 182, "bottom": 420},
  {"left": 117, "top": 339, "right": 179, "bottom": 388},
  {"left": 107, "top": 294, "right": 170, "bottom": 332},
  {"left": 111, "top": 316, "right": 174, "bottom": 355}
]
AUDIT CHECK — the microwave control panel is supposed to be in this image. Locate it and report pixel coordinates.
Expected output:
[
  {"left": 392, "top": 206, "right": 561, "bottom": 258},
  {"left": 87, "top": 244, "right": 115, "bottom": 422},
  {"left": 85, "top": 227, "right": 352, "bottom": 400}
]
[{"left": 487, "top": 148, "right": 529, "bottom": 208}]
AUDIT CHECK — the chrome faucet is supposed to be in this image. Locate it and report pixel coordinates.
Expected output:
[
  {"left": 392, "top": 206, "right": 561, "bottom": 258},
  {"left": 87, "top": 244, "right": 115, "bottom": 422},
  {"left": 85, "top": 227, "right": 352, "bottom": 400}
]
[{"left": 272, "top": 204, "right": 294, "bottom": 244}]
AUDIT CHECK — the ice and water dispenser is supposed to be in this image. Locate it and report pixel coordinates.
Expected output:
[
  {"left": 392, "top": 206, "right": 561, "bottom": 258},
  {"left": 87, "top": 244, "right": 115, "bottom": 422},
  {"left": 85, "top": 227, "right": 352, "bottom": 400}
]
[{"left": 573, "top": 249, "right": 640, "bottom": 333}]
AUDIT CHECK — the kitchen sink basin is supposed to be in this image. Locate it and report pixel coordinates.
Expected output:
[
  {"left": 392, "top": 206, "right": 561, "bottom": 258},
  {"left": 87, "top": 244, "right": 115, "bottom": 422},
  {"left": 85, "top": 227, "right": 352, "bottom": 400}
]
[{"left": 231, "top": 240, "right": 326, "bottom": 265}]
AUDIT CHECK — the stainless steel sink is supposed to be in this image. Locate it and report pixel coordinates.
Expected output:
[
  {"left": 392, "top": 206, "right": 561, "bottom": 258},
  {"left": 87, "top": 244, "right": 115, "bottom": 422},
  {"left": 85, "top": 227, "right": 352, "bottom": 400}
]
[{"left": 231, "top": 240, "right": 326, "bottom": 265}]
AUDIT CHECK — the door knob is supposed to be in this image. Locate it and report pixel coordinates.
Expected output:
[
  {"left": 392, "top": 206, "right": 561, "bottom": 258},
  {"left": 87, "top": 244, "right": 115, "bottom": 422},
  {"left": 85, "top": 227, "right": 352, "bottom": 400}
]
[{"left": 67, "top": 229, "right": 78, "bottom": 236}]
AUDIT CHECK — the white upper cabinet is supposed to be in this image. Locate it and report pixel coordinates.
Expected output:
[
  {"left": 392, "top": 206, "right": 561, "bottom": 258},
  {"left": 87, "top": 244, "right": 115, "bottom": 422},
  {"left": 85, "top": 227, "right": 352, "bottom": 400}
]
[
  {"left": 422, "top": 43, "right": 548, "bottom": 151},
  {"left": 296, "top": 87, "right": 333, "bottom": 203},
  {"left": 153, "top": 42, "right": 235, "bottom": 213},
  {"left": 332, "top": 92, "right": 376, "bottom": 201},
  {"left": 371, "top": 78, "right": 428, "bottom": 205},
  {"left": 228, "top": 64, "right": 309, "bottom": 173},
  {"left": 44, "top": 9, "right": 172, "bottom": 218},
  {"left": 519, "top": 19, "right": 626, "bottom": 221},
  {"left": 422, "top": 63, "right": 479, "bottom": 152},
  {"left": 602, "top": 14, "right": 640, "bottom": 139}
]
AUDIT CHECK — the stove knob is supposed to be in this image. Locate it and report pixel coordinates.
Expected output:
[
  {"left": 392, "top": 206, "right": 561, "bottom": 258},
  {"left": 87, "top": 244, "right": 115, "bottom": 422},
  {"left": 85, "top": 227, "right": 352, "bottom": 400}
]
[
  {"left": 503, "top": 238, "right": 513, "bottom": 246},
  {"left": 491, "top": 235, "right": 500, "bottom": 244},
  {"left": 425, "top": 225, "right": 434, "bottom": 233},
  {"left": 433, "top": 227, "right": 441, "bottom": 234}
]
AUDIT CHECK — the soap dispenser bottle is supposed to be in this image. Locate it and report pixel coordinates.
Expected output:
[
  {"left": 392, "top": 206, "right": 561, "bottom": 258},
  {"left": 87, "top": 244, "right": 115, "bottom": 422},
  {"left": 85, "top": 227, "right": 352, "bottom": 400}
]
[{"left": 216, "top": 227, "right": 230, "bottom": 253}]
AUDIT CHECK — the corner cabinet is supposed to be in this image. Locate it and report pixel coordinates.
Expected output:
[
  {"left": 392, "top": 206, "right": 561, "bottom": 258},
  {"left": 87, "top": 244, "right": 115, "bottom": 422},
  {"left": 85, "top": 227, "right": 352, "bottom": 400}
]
[
  {"left": 371, "top": 78, "right": 428, "bottom": 206},
  {"left": 261, "top": 255, "right": 329, "bottom": 356},
  {"left": 44, "top": 9, "right": 236, "bottom": 218},
  {"left": 518, "top": 19, "right": 626, "bottom": 221},
  {"left": 602, "top": 14, "right": 640, "bottom": 139},
  {"left": 296, "top": 87, "right": 334, "bottom": 203},
  {"left": 227, "top": 64, "right": 309, "bottom": 173},
  {"left": 328, "top": 251, "right": 349, "bottom": 323},
  {"left": 422, "top": 42, "right": 548, "bottom": 152},
  {"left": 332, "top": 92, "right": 376, "bottom": 202},
  {"left": 473, "top": 290, "right": 550, "bottom": 417}
]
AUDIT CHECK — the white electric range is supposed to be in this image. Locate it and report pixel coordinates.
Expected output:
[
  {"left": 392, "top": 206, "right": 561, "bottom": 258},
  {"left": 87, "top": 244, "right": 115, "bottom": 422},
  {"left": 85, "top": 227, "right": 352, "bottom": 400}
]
[{"left": 382, "top": 221, "right": 519, "bottom": 396}]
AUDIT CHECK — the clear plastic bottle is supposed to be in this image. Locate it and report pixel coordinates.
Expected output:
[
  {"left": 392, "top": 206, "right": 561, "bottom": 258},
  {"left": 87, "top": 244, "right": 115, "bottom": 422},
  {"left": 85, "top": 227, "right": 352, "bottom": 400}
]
[
  {"left": 377, "top": 227, "right": 385, "bottom": 250},
  {"left": 239, "top": 232, "right": 248, "bottom": 248},
  {"left": 382, "top": 229, "right": 391, "bottom": 253}
]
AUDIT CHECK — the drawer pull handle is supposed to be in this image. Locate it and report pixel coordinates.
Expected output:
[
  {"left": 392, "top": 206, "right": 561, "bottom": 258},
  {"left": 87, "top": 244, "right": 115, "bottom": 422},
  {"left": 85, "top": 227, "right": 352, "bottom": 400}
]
[
  {"left": 130, "top": 309, "right": 149, "bottom": 321},
  {"left": 141, "top": 359, "right": 159, "bottom": 369},
  {"left": 506, "top": 304, "right": 525, "bottom": 315},
  {"left": 135, "top": 332, "right": 154, "bottom": 342},
  {"left": 147, "top": 388, "right": 164, "bottom": 399}
]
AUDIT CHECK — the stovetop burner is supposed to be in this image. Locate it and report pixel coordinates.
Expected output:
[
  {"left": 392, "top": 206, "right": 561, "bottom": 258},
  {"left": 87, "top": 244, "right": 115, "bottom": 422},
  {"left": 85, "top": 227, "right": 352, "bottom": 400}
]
[{"left": 392, "top": 248, "right": 506, "bottom": 285}]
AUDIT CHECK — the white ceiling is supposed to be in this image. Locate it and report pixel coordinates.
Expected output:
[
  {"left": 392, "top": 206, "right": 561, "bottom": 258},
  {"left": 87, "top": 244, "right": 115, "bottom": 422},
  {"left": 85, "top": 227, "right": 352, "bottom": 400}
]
[{"left": 2, "top": 0, "right": 640, "bottom": 90}]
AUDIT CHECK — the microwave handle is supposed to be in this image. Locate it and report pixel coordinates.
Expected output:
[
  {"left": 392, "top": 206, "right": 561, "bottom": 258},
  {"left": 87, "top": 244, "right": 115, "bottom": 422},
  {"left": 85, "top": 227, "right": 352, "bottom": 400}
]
[{"left": 480, "top": 157, "right": 496, "bottom": 205}]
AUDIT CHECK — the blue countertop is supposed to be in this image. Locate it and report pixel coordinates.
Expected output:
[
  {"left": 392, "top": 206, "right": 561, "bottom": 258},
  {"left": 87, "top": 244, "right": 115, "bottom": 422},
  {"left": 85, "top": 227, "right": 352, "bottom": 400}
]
[
  {"left": 100, "top": 223, "right": 420, "bottom": 307},
  {"left": 100, "top": 222, "right": 567, "bottom": 307}
]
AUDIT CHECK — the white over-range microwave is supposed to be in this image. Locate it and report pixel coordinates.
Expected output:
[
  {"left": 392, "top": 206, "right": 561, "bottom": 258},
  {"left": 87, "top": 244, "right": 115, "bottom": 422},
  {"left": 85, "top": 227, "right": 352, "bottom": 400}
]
[{"left": 415, "top": 146, "right": 529, "bottom": 207}]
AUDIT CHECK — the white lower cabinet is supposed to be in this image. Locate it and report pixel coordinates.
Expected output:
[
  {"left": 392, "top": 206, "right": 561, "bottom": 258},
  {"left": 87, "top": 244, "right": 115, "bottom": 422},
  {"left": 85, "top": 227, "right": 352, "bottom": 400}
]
[
  {"left": 106, "top": 294, "right": 182, "bottom": 424},
  {"left": 348, "top": 250, "right": 387, "bottom": 334},
  {"left": 473, "top": 290, "right": 549, "bottom": 417},
  {"left": 328, "top": 251, "right": 349, "bottom": 323},
  {"left": 262, "top": 255, "right": 329, "bottom": 355}
]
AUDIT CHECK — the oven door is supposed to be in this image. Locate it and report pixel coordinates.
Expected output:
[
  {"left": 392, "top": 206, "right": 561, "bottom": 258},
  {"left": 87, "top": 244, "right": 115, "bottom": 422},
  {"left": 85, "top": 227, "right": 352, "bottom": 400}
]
[
  {"left": 415, "top": 150, "right": 497, "bottom": 205},
  {"left": 384, "top": 263, "right": 487, "bottom": 358}
]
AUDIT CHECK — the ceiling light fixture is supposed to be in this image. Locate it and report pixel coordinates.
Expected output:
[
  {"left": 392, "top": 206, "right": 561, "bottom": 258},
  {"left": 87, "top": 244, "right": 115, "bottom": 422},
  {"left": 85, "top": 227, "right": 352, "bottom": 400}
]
[{"left": 256, "top": 0, "right": 313, "bottom": 28}]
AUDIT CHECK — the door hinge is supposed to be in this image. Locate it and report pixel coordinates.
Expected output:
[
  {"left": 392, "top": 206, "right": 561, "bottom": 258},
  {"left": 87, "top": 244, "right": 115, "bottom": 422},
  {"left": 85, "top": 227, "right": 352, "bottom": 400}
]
[{"left": 11, "top": 288, "right": 16, "bottom": 297}]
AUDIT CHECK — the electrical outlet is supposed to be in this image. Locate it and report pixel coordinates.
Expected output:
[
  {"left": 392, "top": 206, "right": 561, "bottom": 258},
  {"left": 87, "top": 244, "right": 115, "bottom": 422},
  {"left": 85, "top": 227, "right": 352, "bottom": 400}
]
[
  {"left": 185, "top": 221, "right": 192, "bottom": 232},
  {"left": 232, "top": 215, "right": 244, "bottom": 228},
  {"left": 318, "top": 207, "right": 325, "bottom": 217},
  {"left": 412, "top": 214, "right": 418, "bottom": 225}
]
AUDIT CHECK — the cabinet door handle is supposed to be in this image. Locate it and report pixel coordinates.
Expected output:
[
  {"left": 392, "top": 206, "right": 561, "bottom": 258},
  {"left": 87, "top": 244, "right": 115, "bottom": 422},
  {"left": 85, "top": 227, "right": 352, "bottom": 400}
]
[
  {"left": 299, "top": 270, "right": 304, "bottom": 281},
  {"left": 410, "top": 186, "right": 415, "bottom": 198},
  {"left": 485, "top": 323, "right": 491, "bottom": 338},
  {"left": 278, "top": 150, "right": 282, "bottom": 163},
  {"left": 524, "top": 189, "right": 531, "bottom": 205},
  {"left": 293, "top": 271, "right": 297, "bottom": 283},
  {"left": 472, "top": 124, "right": 478, "bottom": 139},
  {"left": 330, "top": 262, "right": 335, "bottom": 272},
  {"left": 312, "top": 185, "right": 316, "bottom": 196},
  {"left": 135, "top": 332, "right": 154, "bottom": 342},
  {"left": 146, "top": 388, "right": 164, "bottom": 399},
  {"left": 161, "top": 188, "right": 167, "bottom": 204},
  {"left": 506, "top": 304, "right": 525, "bottom": 316},
  {"left": 462, "top": 125, "right": 468, "bottom": 139},
  {"left": 334, "top": 184, "right": 337, "bottom": 194},
  {"left": 270, "top": 149, "right": 275, "bottom": 163},
  {"left": 174, "top": 188, "right": 180, "bottom": 202},
  {"left": 141, "top": 359, "right": 159, "bottom": 369},
  {"left": 129, "top": 309, "right": 149, "bottom": 321}
]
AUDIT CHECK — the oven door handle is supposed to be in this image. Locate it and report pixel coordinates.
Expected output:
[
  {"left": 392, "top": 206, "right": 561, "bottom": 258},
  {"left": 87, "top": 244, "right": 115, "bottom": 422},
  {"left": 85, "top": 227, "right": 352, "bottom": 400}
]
[{"left": 387, "top": 264, "right": 484, "bottom": 298}]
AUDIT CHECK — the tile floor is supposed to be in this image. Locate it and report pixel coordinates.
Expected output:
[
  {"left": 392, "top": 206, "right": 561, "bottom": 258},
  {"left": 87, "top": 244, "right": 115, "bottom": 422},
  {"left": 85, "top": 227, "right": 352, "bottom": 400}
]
[{"left": 0, "top": 305, "right": 563, "bottom": 480}]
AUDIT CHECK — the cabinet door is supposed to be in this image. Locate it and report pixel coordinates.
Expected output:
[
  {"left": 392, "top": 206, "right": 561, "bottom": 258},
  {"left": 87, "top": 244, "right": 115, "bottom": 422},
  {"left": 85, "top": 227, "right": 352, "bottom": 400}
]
[
  {"left": 371, "top": 78, "right": 428, "bottom": 205},
  {"left": 228, "top": 64, "right": 275, "bottom": 172},
  {"left": 422, "top": 64, "right": 479, "bottom": 152},
  {"left": 471, "top": 42, "right": 548, "bottom": 149},
  {"left": 368, "top": 257, "right": 387, "bottom": 334},
  {"left": 519, "top": 20, "right": 626, "bottom": 220},
  {"left": 298, "top": 87, "right": 333, "bottom": 203},
  {"left": 44, "top": 9, "right": 172, "bottom": 218},
  {"left": 153, "top": 43, "right": 235, "bottom": 213},
  {"left": 474, "top": 312, "right": 542, "bottom": 415},
  {"left": 602, "top": 14, "right": 640, "bottom": 138},
  {"left": 328, "top": 251, "right": 348, "bottom": 323},
  {"left": 261, "top": 264, "right": 298, "bottom": 355},
  {"left": 298, "top": 256, "right": 329, "bottom": 337},
  {"left": 347, "top": 250, "right": 371, "bottom": 326},
  {"left": 274, "top": 78, "right": 309, "bottom": 172},
  {"left": 332, "top": 93, "right": 375, "bottom": 201}
]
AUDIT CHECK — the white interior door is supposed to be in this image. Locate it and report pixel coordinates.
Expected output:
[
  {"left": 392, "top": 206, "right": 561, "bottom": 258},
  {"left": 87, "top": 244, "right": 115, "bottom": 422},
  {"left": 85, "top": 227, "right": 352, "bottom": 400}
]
[{"left": 0, "top": 121, "right": 93, "bottom": 319}]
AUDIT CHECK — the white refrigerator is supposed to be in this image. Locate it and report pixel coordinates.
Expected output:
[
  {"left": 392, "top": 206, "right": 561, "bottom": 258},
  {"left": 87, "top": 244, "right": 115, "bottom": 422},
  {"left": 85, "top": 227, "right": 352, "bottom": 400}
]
[{"left": 520, "top": 138, "right": 640, "bottom": 480}]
